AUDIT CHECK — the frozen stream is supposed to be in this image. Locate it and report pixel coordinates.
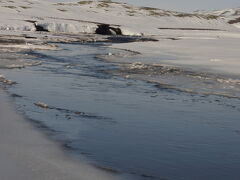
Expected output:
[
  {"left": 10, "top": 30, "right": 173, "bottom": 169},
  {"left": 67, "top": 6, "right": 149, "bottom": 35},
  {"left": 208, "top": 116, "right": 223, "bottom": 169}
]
[{"left": 2, "top": 43, "right": 240, "bottom": 180}]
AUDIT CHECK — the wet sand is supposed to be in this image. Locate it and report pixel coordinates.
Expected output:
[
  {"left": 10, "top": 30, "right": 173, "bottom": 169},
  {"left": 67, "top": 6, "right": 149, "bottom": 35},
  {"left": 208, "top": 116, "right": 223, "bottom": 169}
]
[{"left": 0, "top": 89, "right": 119, "bottom": 180}]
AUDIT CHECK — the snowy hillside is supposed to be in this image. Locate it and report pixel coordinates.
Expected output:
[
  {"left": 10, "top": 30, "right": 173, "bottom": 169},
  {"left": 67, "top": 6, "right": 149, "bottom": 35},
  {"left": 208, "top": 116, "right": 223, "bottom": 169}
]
[
  {"left": 202, "top": 8, "right": 240, "bottom": 28},
  {"left": 0, "top": 0, "right": 239, "bottom": 36}
]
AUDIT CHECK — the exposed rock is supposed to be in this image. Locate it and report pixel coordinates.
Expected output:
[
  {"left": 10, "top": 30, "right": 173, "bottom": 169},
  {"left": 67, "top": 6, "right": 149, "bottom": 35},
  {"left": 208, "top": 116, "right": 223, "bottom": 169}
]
[
  {"left": 95, "top": 24, "right": 122, "bottom": 35},
  {"left": 228, "top": 17, "right": 240, "bottom": 24},
  {"left": 34, "top": 23, "right": 49, "bottom": 32}
]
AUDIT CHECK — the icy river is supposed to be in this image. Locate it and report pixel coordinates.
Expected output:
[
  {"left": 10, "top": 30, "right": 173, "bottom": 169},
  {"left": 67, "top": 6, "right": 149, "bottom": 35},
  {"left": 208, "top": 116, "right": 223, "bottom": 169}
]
[{"left": 2, "top": 43, "right": 240, "bottom": 180}]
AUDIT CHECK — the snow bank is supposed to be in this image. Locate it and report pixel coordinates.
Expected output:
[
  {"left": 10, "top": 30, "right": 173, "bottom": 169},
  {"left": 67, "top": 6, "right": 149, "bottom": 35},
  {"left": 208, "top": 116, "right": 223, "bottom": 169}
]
[
  {"left": 0, "top": 90, "right": 122, "bottom": 180},
  {"left": 35, "top": 21, "right": 97, "bottom": 34},
  {"left": 121, "top": 27, "right": 143, "bottom": 36},
  {"left": 0, "top": 0, "right": 238, "bottom": 36}
]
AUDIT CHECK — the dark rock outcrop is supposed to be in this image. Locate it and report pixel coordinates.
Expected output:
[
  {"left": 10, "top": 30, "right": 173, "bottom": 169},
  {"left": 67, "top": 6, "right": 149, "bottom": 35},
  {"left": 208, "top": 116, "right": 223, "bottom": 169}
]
[
  {"left": 228, "top": 17, "right": 240, "bottom": 24},
  {"left": 34, "top": 23, "right": 49, "bottom": 32},
  {"left": 95, "top": 24, "right": 122, "bottom": 35}
]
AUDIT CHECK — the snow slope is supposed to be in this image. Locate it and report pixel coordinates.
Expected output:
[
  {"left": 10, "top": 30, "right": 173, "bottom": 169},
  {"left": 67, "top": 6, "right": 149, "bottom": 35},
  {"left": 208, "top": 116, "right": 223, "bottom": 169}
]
[
  {"left": 202, "top": 8, "right": 240, "bottom": 28},
  {"left": 0, "top": 0, "right": 239, "bottom": 36}
]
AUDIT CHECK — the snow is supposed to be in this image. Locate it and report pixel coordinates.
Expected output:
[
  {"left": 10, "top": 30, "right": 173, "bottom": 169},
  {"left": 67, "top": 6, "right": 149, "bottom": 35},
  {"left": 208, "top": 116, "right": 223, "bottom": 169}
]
[
  {"left": 0, "top": 43, "right": 59, "bottom": 50},
  {"left": 0, "top": 0, "right": 239, "bottom": 77},
  {"left": 0, "top": 0, "right": 239, "bottom": 36},
  {"left": 0, "top": 1, "right": 240, "bottom": 178},
  {"left": 202, "top": 8, "right": 240, "bottom": 26},
  {"left": 111, "top": 31, "right": 240, "bottom": 76},
  {"left": 0, "top": 90, "right": 122, "bottom": 180}
]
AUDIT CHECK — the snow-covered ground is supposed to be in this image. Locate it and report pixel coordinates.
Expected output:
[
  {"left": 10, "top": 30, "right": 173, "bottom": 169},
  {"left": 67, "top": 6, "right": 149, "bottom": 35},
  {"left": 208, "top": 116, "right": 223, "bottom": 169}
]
[
  {"left": 1, "top": 1, "right": 240, "bottom": 179},
  {"left": 0, "top": 0, "right": 240, "bottom": 78},
  {"left": 111, "top": 30, "right": 240, "bottom": 76},
  {"left": 0, "top": 0, "right": 239, "bottom": 35},
  {"left": 0, "top": 89, "right": 121, "bottom": 180}
]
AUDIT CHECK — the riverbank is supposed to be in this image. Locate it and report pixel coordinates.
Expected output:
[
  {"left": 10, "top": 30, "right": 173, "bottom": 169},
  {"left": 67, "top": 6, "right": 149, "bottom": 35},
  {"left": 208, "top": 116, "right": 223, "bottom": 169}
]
[
  {"left": 110, "top": 30, "right": 240, "bottom": 76},
  {"left": 0, "top": 89, "right": 120, "bottom": 180},
  {"left": 1, "top": 1, "right": 240, "bottom": 179},
  {"left": 1, "top": 42, "right": 240, "bottom": 180}
]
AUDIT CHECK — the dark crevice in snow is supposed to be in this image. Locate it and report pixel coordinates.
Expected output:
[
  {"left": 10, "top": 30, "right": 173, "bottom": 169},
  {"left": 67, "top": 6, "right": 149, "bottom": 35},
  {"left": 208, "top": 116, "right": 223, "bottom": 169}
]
[
  {"left": 158, "top": 27, "right": 224, "bottom": 31},
  {"left": 107, "top": 36, "right": 158, "bottom": 43}
]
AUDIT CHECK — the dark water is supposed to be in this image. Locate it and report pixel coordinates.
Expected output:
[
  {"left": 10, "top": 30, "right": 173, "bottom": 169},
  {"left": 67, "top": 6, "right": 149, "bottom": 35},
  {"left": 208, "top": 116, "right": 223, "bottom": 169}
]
[{"left": 2, "top": 43, "right": 240, "bottom": 180}]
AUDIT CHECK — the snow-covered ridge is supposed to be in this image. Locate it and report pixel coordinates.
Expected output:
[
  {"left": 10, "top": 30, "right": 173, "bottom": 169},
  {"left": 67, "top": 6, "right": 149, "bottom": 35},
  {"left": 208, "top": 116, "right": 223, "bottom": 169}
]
[
  {"left": 202, "top": 8, "right": 240, "bottom": 28},
  {"left": 210, "top": 8, "right": 240, "bottom": 17},
  {"left": 0, "top": 0, "right": 239, "bottom": 36}
]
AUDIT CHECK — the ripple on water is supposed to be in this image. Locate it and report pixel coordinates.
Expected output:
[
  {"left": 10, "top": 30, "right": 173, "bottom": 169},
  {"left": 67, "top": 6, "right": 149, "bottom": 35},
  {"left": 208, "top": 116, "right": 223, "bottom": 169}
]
[{"left": 2, "top": 43, "right": 240, "bottom": 180}]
